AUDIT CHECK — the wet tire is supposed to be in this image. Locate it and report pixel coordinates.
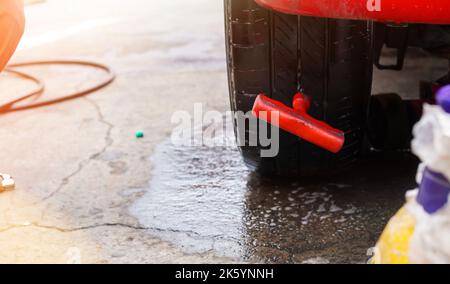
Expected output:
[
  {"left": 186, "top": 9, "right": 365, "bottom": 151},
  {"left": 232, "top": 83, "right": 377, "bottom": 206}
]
[{"left": 225, "top": 0, "right": 373, "bottom": 176}]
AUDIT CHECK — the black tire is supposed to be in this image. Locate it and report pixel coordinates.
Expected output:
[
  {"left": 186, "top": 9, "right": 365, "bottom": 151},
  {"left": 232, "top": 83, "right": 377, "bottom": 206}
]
[
  {"left": 225, "top": 0, "right": 373, "bottom": 176},
  {"left": 368, "top": 94, "right": 411, "bottom": 150}
]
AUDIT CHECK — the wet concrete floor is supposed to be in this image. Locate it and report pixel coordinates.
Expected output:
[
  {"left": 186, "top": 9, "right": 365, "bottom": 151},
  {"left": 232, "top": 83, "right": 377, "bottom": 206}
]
[{"left": 131, "top": 127, "right": 419, "bottom": 264}]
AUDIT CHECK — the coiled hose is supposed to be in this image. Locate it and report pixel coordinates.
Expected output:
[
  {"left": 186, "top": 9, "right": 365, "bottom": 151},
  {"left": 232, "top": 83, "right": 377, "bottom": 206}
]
[{"left": 1, "top": 60, "right": 115, "bottom": 114}]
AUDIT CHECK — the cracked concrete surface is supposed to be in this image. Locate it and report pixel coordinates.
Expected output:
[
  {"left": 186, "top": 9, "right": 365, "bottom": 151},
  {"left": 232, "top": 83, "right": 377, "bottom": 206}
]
[
  {"left": 0, "top": 0, "right": 446, "bottom": 264},
  {"left": 0, "top": 0, "right": 232, "bottom": 263},
  {"left": 38, "top": 97, "right": 114, "bottom": 203}
]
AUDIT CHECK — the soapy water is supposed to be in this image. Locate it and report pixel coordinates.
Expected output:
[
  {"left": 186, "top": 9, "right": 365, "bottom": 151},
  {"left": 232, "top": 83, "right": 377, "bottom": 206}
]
[{"left": 130, "top": 117, "right": 419, "bottom": 263}]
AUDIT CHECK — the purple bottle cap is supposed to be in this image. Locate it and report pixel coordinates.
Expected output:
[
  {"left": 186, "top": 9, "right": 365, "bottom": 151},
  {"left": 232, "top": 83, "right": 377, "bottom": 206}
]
[
  {"left": 436, "top": 85, "right": 450, "bottom": 114},
  {"left": 417, "top": 168, "right": 450, "bottom": 214}
]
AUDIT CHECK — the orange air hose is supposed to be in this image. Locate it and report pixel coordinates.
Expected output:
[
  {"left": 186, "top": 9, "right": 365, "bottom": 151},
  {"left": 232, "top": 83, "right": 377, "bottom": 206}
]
[{"left": 1, "top": 60, "right": 115, "bottom": 114}]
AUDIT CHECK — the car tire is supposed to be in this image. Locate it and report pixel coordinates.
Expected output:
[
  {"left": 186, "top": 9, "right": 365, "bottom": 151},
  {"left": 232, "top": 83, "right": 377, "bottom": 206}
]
[{"left": 225, "top": 0, "right": 374, "bottom": 176}]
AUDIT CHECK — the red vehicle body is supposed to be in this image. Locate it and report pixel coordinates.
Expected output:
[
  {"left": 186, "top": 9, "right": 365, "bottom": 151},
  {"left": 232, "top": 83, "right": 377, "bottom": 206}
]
[{"left": 255, "top": 0, "right": 450, "bottom": 24}]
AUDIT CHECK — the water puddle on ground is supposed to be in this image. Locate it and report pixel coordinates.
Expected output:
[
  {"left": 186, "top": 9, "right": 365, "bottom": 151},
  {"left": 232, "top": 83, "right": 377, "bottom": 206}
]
[{"left": 130, "top": 120, "right": 419, "bottom": 263}]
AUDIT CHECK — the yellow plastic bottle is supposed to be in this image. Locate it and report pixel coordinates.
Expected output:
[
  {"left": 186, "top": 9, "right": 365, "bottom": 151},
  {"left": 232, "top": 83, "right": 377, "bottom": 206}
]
[{"left": 372, "top": 201, "right": 416, "bottom": 264}]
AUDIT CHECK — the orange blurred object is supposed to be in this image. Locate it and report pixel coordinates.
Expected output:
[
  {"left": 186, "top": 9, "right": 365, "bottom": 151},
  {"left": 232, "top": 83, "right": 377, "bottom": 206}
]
[{"left": 0, "top": 0, "right": 25, "bottom": 71}]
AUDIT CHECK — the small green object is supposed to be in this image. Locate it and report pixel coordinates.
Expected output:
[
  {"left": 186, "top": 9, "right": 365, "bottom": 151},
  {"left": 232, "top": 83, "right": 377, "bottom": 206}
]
[{"left": 135, "top": 131, "right": 144, "bottom": 138}]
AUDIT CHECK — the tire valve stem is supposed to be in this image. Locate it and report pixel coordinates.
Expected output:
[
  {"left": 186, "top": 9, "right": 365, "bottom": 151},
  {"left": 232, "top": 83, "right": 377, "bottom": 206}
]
[{"left": 252, "top": 93, "right": 345, "bottom": 153}]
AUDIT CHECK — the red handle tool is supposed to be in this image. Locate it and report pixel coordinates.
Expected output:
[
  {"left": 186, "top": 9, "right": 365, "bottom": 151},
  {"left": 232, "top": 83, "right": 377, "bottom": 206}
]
[{"left": 252, "top": 93, "right": 345, "bottom": 153}]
